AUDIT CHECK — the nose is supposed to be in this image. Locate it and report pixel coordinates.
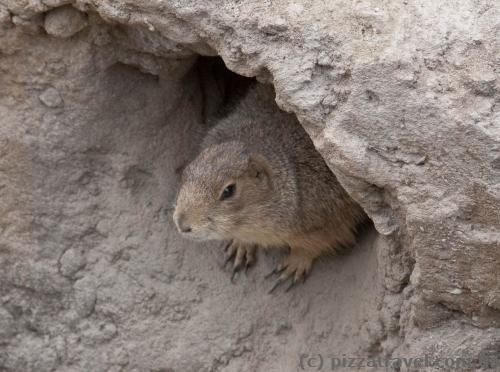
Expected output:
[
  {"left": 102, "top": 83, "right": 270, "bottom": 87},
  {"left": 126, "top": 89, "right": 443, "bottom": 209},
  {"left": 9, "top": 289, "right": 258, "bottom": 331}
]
[{"left": 174, "top": 213, "right": 192, "bottom": 233}]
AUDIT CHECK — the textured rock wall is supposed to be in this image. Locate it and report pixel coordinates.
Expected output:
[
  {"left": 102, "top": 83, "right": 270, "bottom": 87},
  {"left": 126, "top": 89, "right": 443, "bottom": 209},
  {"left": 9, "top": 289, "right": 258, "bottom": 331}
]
[{"left": 1, "top": 0, "right": 499, "bottom": 371}]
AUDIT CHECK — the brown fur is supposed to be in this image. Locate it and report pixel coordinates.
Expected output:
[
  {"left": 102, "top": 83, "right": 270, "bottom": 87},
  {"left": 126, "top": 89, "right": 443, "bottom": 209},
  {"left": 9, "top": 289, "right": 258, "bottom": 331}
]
[{"left": 174, "top": 84, "right": 367, "bottom": 281}]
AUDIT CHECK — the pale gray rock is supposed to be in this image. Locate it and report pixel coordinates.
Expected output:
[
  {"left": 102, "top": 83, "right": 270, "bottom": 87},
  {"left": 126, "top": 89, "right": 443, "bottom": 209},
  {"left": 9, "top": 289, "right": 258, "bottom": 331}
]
[
  {"left": 59, "top": 248, "right": 86, "bottom": 277},
  {"left": 44, "top": 5, "right": 87, "bottom": 38},
  {"left": 38, "top": 87, "right": 63, "bottom": 108}
]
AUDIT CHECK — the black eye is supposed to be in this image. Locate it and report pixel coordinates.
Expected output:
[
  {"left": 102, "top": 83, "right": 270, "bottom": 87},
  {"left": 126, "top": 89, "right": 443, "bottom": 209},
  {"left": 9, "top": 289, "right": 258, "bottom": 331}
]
[{"left": 220, "top": 184, "right": 235, "bottom": 200}]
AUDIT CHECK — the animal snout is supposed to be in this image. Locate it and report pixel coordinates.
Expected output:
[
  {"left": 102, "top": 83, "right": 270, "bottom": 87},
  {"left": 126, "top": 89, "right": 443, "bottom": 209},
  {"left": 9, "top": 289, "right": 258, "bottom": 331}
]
[{"left": 174, "top": 213, "right": 192, "bottom": 233}]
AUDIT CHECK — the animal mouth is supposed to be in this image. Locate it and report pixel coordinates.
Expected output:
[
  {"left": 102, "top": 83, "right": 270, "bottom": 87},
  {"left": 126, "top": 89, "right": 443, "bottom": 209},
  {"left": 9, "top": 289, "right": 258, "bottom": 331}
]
[{"left": 178, "top": 227, "right": 220, "bottom": 242}]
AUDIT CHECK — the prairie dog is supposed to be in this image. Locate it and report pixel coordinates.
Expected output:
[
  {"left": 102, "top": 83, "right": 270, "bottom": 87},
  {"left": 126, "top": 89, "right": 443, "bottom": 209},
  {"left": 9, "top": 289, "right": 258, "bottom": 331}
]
[{"left": 174, "top": 84, "right": 367, "bottom": 289}]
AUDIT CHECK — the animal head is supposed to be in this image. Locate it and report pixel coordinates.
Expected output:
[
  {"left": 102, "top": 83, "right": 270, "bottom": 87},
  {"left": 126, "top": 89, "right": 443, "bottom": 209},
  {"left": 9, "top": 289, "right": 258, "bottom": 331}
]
[{"left": 173, "top": 141, "right": 273, "bottom": 241}]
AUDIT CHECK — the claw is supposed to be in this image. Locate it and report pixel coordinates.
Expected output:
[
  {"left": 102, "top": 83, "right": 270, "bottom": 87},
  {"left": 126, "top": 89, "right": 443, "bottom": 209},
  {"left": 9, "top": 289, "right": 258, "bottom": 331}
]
[
  {"left": 231, "top": 260, "right": 243, "bottom": 283},
  {"left": 231, "top": 269, "right": 239, "bottom": 283},
  {"left": 268, "top": 278, "right": 285, "bottom": 294},
  {"left": 223, "top": 243, "right": 236, "bottom": 267},
  {"left": 265, "top": 266, "right": 286, "bottom": 279},
  {"left": 223, "top": 251, "right": 235, "bottom": 267},
  {"left": 285, "top": 279, "right": 296, "bottom": 292},
  {"left": 221, "top": 242, "right": 257, "bottom": 282},
  {"left": 264, "top": 269, "right": 275, "bottom": 279}
]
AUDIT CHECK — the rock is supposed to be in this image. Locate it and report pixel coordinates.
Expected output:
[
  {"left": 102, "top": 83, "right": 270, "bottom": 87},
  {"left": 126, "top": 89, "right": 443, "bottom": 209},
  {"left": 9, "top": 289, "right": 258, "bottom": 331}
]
[
  {"left": 79, "top": 320, "right": 117, "bottom": 344},
  {"left": 11, "top": 14, "right": 44, "bottom": 34},
  {"left": 44, "top": 5, "right": 88, "bottom": 38},
  {"left": 59, "top": 248, "right": 86, "bottom": 277},
  {"left": 466, "top": 69, "right": 498, "bottom": 97},
  {"left": 39, "top": 87, "right": 63, "bottom": 108},
  {"left": 72, "top": 277, "right": 97, "bottom": 318}
]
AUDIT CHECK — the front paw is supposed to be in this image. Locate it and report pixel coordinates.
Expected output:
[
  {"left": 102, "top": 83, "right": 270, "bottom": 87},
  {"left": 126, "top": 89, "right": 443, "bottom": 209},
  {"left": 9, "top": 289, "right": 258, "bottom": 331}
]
[
  {"left": 223, "top": 240, "right": 257, "bottom": 281},
  {"left": 266, "top": 251, "right": 313, "bottom": 293}
]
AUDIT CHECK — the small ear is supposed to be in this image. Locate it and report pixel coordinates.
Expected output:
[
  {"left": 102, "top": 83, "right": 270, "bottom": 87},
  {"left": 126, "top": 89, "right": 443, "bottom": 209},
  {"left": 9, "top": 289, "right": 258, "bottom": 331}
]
[{"left": 247, "top": 153, "right": 272, "bottom": 179}]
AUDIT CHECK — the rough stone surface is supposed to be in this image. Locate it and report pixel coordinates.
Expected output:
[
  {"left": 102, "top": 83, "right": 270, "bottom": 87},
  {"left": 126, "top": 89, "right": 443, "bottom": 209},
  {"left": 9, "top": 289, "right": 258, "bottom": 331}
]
[
  {"left": 0, "top": 0, "right": 499, "bottom": 371},
  {"left": 44, "top": 5, "right": 88, "bottom": 38}
]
